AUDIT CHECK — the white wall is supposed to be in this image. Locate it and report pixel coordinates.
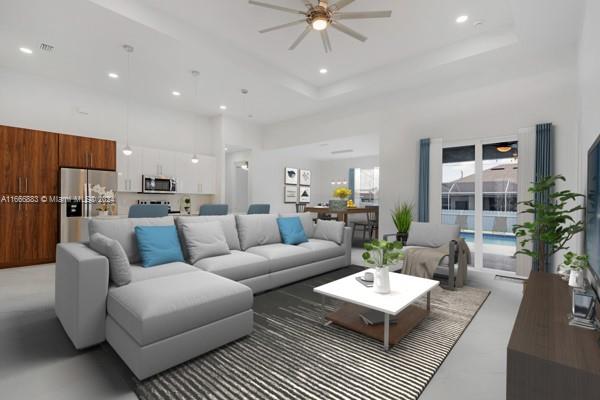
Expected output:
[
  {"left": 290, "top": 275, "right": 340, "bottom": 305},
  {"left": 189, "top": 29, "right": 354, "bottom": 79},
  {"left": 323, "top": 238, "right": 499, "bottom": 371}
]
[
  {"left": 0, "top": 67, "right": 214, "bottom": 155},
  {"left": 264, "top": 66, "right": 579, "bottom": 271},
  {"left": 315, "top": 155, "right": 380, "bottom": 204},
  {"left": 225, "top": 150, "right": 251, "bottom": 213}
]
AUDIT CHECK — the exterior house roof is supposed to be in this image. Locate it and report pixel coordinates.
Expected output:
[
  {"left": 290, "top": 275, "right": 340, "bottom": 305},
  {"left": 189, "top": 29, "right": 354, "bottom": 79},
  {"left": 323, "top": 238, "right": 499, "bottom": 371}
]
[{"left": 442, "top": 163, "right": 518, "bottom": 194}]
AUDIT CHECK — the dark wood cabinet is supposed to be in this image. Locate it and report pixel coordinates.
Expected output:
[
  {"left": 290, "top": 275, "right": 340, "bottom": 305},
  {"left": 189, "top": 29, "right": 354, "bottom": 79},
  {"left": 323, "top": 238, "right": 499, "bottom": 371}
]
[
  {"left": 0, "top": 126, "right": 58, "bottom": 195},
  {"left": 59, "top": 134, "right": 116, "bottom": 171},
  {"left": 0, "top": 202, "right": 21, "bottom": 267},
  {"left": 1, "top": 125, "right": 116, "bottom": 268},
  {"left": 507, "top": 272, "right": 600, "bottom": 399}
]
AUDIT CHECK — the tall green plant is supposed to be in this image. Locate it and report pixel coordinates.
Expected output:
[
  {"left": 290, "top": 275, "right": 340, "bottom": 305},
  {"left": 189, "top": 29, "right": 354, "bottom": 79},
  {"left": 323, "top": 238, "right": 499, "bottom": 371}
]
[
  {"left": 391, "top": 202, "right": 414, "bottom": 234},
  {"left": 512, "top": 175, "right": 584, "bottom": 272}
]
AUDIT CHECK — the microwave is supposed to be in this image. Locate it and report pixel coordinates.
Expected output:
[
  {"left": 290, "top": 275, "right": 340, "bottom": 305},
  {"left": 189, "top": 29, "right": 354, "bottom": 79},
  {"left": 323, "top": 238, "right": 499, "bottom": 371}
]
[{"left": 142, "top": 176, "right": 177, "bottom": 194}]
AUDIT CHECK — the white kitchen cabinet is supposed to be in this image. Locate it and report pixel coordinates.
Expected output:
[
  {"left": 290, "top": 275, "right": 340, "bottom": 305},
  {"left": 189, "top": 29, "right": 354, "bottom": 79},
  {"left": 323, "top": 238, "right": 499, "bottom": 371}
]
[
  {"left": 175, "top": 154, "right": 198, "bottom": 194},
  {"left": 142, "top": 148, "right": 176, "bottom": 177},
  {"left": 196, "top": 155, "right": 217, "bottom": 194},
  {"left": 116, "top": 143, "right": 142, "bottom": 192}
]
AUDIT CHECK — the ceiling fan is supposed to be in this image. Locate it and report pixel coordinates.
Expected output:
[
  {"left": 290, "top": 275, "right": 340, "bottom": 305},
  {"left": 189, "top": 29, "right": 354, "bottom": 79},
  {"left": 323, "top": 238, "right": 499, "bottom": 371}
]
[{"left": 249, "top": 0, "right": 392, "bottom": 53}]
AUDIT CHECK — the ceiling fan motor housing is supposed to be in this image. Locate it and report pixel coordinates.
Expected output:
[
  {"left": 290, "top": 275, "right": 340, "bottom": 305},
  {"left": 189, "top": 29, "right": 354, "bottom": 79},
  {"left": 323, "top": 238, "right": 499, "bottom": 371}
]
[{"left": 308, "top": 6, "right": 332, "bottom": 27}]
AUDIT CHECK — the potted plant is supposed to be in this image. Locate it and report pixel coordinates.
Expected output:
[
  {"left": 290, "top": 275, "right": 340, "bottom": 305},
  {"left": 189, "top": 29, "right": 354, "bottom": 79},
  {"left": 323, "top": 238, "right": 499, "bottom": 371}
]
[
  {"left": 513, "top": 175, "right": 584, "bottom": 272},
  {"left": 562, "top": 251, "right": 589, "bottom": 288},
  {"left": 362, "top": 240, "right": 404, "bottom": 294},
  {"left": 330, "top": 187, "right": 352, "bottom": 212},
  {"left": 391, "top": 202, "right": 413, "bottom": 245},
  {"left": 91, "top": 184, "right": 115, "bottom": 217},
  {"left": 182, "top": 196, "right": 192, "bottom": 215}
]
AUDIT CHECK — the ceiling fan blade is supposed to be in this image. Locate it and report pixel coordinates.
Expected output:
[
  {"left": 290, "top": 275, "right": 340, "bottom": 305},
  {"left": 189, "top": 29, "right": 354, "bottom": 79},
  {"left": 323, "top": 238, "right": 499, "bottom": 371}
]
[
  {"left": 320, "top": 30, "right": 332, "bottom": 53},
  {"left": 335, "top": 11, "right": 392, "bottom": 20},
  {"left": 289, "top": 25, "right": 312, "bottom": 50},
  {"left": 248, "top": 0, "right": 306, "bottom": 15},
  {"left": 259, "top": 19, "right": 307, "bottom": 33},
  {"left": 330, "top": 0, "right": 355, "bottom": 11},
  {"left": 330, "top": 21, "right": 367, "bottom": 42}
]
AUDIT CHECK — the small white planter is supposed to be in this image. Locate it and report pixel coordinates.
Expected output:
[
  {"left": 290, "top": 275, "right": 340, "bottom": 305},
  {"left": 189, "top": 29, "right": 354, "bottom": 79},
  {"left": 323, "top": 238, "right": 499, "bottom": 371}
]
[
  {"left": 374, "top": 266, "right": 391, "bottom": 294},
  {"left": 98, "top": 210, "right": 109, "bottom": 217},
  {"left": 569, "top": 269, "right": 584, "bottom": 288}
]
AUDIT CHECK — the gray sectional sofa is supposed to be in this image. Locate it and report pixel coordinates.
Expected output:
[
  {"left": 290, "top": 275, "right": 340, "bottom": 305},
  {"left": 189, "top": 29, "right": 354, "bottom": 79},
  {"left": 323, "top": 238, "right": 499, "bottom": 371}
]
[{"left": 55, "top": 213, "right": 351, "bottom": 380}]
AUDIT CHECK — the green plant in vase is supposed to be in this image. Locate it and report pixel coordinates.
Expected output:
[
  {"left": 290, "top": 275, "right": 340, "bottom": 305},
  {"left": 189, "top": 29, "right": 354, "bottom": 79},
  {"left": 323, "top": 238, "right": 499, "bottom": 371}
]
[
  {"left": 512, "top": 175, "right": 584, "bottom": 273},
  {"left": 362, "top": 240, "right": 403, "bottom": 294},
  {"left": 391, "top": 202, "right": 414, "bottom": 245},
  {"left": 330, "top": 186, "right": 352, "bottom": 212},
  {"left": 562, "top": 251, "right": 589, "bottom": 288}
]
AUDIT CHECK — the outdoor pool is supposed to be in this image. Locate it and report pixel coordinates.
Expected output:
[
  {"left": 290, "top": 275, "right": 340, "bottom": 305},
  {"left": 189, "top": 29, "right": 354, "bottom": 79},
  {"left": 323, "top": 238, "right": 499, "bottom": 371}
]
[{"left": 460, "top": 231, "right": 516, "bottom": 246}]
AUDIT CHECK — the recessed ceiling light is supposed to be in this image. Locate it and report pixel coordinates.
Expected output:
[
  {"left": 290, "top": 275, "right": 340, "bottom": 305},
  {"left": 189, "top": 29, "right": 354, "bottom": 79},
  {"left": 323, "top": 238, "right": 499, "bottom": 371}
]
[
  {"left": 19, "top": 47, "right": 33, "bottom": 55},
  {"left": 172, "top": 91, "right": 181, "bottom": 96},
  {"left": 456, "top": 15, "right": 469, "bottom": 24},
  {"left": 319, "top": 68, "right": 328, "bottom": 74},
  {"left": 224, "top": 147, "right": 229, "bottom": 151},
  {"left": 219, "top": 105, "right": 227, "bottom": 110},
  {"left": 108, "top": 72, "right": 119, "bottom": 79}
]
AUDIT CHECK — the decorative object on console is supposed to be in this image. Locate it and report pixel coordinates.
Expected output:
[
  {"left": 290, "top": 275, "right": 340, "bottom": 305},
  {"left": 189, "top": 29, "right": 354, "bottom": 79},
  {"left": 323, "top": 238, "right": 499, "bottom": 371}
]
[
  {"left": 299, "top": 186, "right": 311, "bottom": 203},
  {"left": 284, "top": 185, "right": 298, "bottom": 203},
  {"left": 181, "top": 196, "right": 192, "bottom": 215},
  {"left": 362, "top": 239, "right": 404, "bottom": 294},
  {"left": 513, "top": 175, "right": 584, "bottom": 273},
  {"left": 284, "top": 167, "right": 298, "bottom": 184},
  {"left": 391, "top": 202, "right": 414, "bottom": 245},
  {"left": 561, "top": 251, "right": 589, "bottom": 288},
  {"left": 299, "top": 169, "right": 311, "bottom": 185},
  {"left": 330, "top": 186, "right": 352, "bottom": 212}
]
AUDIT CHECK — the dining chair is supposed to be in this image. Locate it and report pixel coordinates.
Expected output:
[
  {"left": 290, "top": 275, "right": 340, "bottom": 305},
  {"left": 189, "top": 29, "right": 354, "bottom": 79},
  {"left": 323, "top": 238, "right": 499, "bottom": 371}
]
[
  {"left": 199, "top": 204, "right": 229, "bottom": 216},
  {"left": 247, "top": 204, "right": 270, "bottom": 214},
  {"left": 128, "top": 204, "right": 169, "bottom": 218},
  {"left": 352, "top": 205, "right": 379, "bottom": 241}
]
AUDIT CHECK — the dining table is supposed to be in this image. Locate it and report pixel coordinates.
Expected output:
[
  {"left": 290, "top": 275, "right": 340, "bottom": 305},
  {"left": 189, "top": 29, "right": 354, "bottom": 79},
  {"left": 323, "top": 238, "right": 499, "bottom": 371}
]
[{"left": 304, "top": 206, "right": 377, "bottom": 225}]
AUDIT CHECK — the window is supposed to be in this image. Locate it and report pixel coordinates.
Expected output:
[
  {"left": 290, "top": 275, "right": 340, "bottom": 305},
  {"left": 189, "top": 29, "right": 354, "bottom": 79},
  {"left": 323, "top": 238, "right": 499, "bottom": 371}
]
[{"left": 354, "top": 167, "right": 379, "bottom": 204}]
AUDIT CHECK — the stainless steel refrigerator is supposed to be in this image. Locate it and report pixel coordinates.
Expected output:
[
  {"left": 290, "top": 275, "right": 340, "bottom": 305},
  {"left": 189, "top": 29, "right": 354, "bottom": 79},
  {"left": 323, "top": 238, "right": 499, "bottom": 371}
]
[{"left": 60, "top": 168, "right": 117, "bottom": 243}]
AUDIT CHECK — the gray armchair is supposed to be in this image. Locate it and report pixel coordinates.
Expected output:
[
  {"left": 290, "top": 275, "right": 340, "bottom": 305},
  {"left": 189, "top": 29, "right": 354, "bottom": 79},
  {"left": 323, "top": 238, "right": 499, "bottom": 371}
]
[{"left": 386, "top": 222, "right": 469, "bottom": 290}]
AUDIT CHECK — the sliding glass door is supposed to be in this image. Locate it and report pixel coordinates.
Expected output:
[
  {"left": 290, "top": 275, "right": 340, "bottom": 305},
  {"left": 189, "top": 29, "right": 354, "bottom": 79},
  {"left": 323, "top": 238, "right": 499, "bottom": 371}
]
[{"left": 441, "top": 139, "right": 518, "bottom": 271}]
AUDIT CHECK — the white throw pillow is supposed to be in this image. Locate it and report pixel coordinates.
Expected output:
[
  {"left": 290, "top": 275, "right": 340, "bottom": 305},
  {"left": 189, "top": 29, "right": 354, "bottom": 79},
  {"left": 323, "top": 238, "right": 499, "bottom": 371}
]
[
  {"left": 89, "top": 233, "right": 131, "bottom": 286},
  {"left": 236, "top": 214, "right": 282, "bottom": 250},
  {"left": 181, "top": 221, "right": 230, "bottom": 264},
  {"left": 313, "top": 220, "right": 345, "bottom": 245}
]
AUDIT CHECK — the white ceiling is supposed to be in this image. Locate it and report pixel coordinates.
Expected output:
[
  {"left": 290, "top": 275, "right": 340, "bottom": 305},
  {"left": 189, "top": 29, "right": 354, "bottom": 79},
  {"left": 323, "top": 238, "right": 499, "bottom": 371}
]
[
  {"left": 264, "top": 134, "right": 379, "bottom": 160},
  {"left": 0, "top": 0, "right": 584, "bottom": 124}
]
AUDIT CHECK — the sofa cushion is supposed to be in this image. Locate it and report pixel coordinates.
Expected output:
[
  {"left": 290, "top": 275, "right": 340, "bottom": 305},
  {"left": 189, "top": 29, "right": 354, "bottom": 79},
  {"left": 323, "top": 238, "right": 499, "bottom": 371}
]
[
  {"left": 277, "top": 217, "right": 308, "bottom": 245},
  {"left": 313, "top": 220, "right": 345, "bottom": 244},
  {"left": 181, "top": 221, "right": 230, "bottom": 264},
  {"left": 246, "top": 243, "right": 318, "bottom": 273},
  {"left": 107, "top": 270, "right": 253, "bottom": 346},
  {"left": 89, "top": 233, "right": 131, "bottom": 286},
  {"left": 175, "top": 215, "right": 241, "bottom": 252},
  {"left": 129, "top": 262, "right": 196, "bottom": 283},
  {"left": 279, "top": 212, "right": 315, "bottom": 237},
  {"left": 406, "top": 222, "right": 460, "bottom": 248},
  {"left": 88, "top": 216, "right": 175, "bottom": 264},
  {"left": 134, "top": 226, "right": 185, "bottom": 268},
  {"left": 194, "top": 250, "right": 270, "bottom": 281},
  {"left": 298, "top": 238, "right": 346, "bottom": 259},
  {"left": 236, "top": 214, "right": 282, "bottom": 251}
]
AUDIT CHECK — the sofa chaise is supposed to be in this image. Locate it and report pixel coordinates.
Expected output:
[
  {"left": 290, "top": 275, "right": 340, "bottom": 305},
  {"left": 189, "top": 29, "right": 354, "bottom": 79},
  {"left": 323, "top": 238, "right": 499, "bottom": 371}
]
[{"left": 55, "top": 213, "right": 351, "bottom": 379}]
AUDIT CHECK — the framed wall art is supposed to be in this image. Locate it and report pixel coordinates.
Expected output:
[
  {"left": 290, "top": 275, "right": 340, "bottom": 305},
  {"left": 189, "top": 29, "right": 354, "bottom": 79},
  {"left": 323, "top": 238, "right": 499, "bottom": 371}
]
[{"left": 285, "top": 167, "right": 298, "bottom": 185}]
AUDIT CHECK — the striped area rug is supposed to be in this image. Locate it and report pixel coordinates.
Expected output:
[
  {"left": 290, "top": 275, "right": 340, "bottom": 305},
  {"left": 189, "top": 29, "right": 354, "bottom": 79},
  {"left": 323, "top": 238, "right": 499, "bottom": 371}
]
[{"left": 134, "top": 266, "right": 490, "bottom": 400}]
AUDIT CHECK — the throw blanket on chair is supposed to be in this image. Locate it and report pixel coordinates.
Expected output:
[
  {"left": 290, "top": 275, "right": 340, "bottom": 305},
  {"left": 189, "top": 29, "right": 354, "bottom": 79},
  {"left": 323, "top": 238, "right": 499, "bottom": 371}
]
[{"left": 402, "top": 239, "right": 471, "bottom": 288}]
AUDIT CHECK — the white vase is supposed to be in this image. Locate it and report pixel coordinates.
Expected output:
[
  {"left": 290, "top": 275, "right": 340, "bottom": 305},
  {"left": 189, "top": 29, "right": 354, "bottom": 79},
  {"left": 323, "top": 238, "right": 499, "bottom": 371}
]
[
  {"left": 98, "top": 210, "right": 109, "bottom": 217},
  {"left": 374, "top": 266, "right": 391, "bottom": 294},
  {"left": 569, "top": 269, "right": 584, "bottom": 288}
]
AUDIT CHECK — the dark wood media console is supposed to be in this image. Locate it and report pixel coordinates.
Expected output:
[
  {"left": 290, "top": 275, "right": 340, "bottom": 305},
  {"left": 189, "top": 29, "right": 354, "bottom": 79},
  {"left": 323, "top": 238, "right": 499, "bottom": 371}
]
[{"left": 507, "top": 272, "right": 600, "bottom": 399}]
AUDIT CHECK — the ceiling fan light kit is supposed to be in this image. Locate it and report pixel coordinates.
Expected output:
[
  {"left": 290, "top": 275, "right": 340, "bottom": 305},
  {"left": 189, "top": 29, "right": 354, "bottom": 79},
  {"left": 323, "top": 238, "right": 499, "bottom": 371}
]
[{"left": 249, "top": 0, "right": 392, "bottom": 53}]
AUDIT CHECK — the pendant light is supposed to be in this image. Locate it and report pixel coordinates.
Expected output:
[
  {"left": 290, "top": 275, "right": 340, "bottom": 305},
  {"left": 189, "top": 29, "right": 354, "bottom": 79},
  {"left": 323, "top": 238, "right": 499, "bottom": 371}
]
[
  {"left": 191, "top": 70, "right": 200, "bottom": 164},
  {"left": 122, "top": 44, "right": 134, "bottom": 156}
]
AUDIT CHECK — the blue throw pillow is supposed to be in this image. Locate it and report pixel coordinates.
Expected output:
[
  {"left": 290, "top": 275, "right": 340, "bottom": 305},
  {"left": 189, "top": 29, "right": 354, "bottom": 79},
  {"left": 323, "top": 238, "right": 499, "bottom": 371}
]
[
  {"left": 134, "top": 225, "right": 184, "bottom": 267},
  {"left": 277, "top": 217, "right": 308, "bottom": 245}
]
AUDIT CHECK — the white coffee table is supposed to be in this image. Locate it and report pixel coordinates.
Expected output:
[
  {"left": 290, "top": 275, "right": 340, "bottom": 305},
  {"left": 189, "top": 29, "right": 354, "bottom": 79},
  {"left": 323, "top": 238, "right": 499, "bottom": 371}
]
[{"left": 314, "top": 271, "right": 439, "bottom": 351}]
